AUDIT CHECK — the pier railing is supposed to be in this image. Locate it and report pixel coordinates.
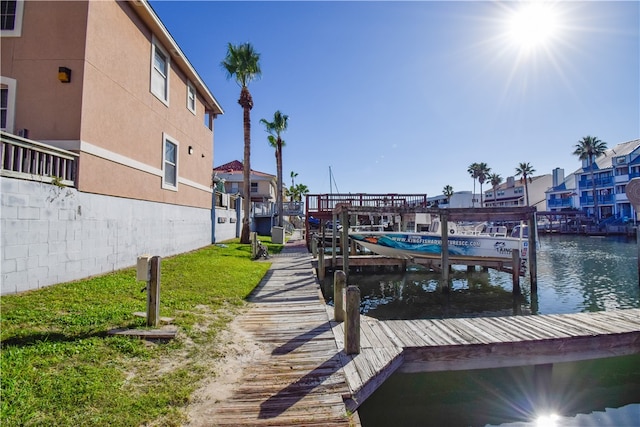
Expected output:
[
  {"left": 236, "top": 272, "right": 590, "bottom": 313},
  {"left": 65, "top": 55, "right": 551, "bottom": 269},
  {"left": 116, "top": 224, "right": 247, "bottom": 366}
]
[
  {"left": 1, "top": 131, "right": 77, "bottom": 187},
  {"left": 306, "top": 193, "right": 428, "bottom": 213}
]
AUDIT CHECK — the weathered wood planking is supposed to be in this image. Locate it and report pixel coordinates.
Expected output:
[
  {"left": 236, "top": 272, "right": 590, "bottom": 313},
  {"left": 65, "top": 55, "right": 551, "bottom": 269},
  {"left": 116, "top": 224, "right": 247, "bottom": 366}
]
[{"left": 188, "top": 237, "right": 359, "bottom": 427}]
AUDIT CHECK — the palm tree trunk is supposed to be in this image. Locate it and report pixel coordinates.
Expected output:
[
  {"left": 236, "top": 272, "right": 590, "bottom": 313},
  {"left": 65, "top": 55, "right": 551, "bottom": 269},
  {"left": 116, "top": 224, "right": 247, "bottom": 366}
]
[
  {"left": 239, "top": 87, "right": 253, "bottom": 244},
  {"left": 276, "top": 142, "right": 283, "bottom": 227}
]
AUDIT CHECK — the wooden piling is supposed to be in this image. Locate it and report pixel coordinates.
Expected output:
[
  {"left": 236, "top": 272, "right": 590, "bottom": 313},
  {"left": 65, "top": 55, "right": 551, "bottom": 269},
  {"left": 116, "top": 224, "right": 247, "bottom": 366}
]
[
  {"left": 341, "top": 209, "right": 349, "bottom": 278},
  {"left": 440, "top": 214, "right": 450, "bottom": 291},
  {"left": 528, "top": 212, "right": 538, "bottom": 293},
  {"left": 318, "top": 250, "right": 325, "bottom": 281},
  {"left": 345, "top": 285, "right": 360, "bottom": 354},
  {"left": 512, "top": 249, "right": 521, "bottom": 295},
  {"left": 334, "top": 270, "right": 346, "bottom": 322},
  {"left": 147, "top": 255, "right": 161, "bottom": 327}
]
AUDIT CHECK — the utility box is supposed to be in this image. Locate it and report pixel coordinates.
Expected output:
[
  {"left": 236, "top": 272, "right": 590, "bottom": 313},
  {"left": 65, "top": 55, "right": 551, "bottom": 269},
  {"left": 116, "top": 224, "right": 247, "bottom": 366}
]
[
  {"left": 271, "top": 226, "right": 285, "bottom": 244},
  {"left": 136, "top": 254, "right": 152, "bottom": 281}
]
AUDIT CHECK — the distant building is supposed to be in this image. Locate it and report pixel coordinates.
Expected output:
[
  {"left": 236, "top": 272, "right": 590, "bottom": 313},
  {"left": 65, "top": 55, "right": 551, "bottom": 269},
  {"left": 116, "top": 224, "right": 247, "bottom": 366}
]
[
  {"left": 483, "top": 175, "right": 552, "bottom": 210},
  {"left": 574, "top": 138, "right": 640, "bottom": 221},
  {"left": 544, "top": 168, "right": 579, "bottom": 212},
  {"left": 428, "top": 191, "right": 478, "bottom": 208}
]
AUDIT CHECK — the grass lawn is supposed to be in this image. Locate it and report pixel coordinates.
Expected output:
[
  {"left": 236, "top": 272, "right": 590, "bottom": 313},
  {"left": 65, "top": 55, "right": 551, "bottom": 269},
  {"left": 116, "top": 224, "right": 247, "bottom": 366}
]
[{"left": 1, "top": 237, "right": 284, "bottom": 427}]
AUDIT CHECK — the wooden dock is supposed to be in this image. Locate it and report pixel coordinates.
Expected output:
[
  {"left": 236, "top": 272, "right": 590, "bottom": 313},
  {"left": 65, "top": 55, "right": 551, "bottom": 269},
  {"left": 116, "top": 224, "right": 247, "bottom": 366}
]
[
  {"left": 331, "top": 308, "right": 640, "bottom": 411},
  {"left": 193, "top": 232, "right": 640, "bottom": 424}
]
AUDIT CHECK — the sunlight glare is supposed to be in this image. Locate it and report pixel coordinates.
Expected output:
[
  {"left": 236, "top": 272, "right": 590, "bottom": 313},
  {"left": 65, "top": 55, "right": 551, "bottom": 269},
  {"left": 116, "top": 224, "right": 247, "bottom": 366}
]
[
  {"left": 508, "top": 2, "right": 560, "bottom": 51},
  {"left": 535, "top": 413, "right": 560, "bottom": 427}
]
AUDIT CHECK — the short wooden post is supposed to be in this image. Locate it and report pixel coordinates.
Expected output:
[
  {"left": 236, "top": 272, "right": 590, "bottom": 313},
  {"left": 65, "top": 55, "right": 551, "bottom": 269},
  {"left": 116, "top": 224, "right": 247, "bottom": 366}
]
[
  {"left": 311, "top": 236, "right": 318, "bottom": 258},
  {"left": 512, "top": 249, "right": 521, "bottom": 295},
  {"left": 345, "top": 285, "right": 360, "bottom": 354},
  {"left": 147, "top": 255, "right": 161, "bottom": 327},
  {"left": 318, "top": 249, "right": 325, "bottom": 281},
  {"left": 334, "top": 270, "right": 346, "bottom": 322}
]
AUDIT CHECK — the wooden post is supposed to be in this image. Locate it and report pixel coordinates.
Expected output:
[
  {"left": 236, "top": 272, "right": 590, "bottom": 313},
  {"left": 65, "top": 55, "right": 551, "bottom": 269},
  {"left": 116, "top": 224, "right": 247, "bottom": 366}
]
[
  {"left": 345, "top": 285, "right": 360, "bottom": 354},
  {"left": 528, "top": 212, "right": 538, "bottom": 293},
  {"left": 512, "top": 249, "right": 521, "bottom": 295},
  {"left": 318, "top": 249, "right": 325, "bottom": 281},
  {"left": 440, "top": 214, "right": 450, "bottom": 292},
  {"left": 341, "top": 209, "right": 349, "bottom": 277},
  {"left": 334, "top": 270, "right": 346, "bottom": 322},
  {"left": 250, "top": 232, "right": 258, "bottom": 259},
  {"left": 311, "top": 236, "right": 318, "bottom": 258},
  {"left": 147, "top": 255, "right": 161, "bottom": 327}
]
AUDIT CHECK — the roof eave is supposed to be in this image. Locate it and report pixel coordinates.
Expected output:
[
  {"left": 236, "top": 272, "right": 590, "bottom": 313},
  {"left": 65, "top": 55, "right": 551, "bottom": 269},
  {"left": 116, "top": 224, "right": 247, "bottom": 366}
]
[{"left": 129, "top": 0, "right": 224, "bottom": 115}]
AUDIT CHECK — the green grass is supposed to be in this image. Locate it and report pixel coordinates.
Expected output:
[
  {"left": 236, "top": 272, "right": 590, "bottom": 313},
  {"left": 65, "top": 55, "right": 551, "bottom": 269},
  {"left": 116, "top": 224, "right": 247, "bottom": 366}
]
[{"left": 1, "top": 237, "right": 284, "bottom": 427}]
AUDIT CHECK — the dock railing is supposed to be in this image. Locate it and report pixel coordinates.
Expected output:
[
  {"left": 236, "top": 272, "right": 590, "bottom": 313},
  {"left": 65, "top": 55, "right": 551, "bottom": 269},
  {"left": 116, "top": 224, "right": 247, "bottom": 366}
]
[{"left": 1, "top": 131, "right": 77, "bottom": 187}]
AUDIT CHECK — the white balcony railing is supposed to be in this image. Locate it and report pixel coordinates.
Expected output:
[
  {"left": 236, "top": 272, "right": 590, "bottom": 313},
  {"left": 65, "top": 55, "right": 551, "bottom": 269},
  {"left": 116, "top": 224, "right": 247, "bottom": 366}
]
[{"left": 1, "top": 131, "right": 77, "bottom": 186}]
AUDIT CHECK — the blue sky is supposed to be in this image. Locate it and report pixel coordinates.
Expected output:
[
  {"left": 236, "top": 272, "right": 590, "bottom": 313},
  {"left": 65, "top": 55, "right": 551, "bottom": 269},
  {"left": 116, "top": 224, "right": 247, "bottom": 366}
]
[{"left": 149, "top": 0, "right": 639, "bottom": 197}]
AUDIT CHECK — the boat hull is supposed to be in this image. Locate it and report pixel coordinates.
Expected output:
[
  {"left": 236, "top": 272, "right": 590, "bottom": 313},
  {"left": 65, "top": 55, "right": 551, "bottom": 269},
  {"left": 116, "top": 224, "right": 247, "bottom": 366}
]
[{"left": 349, "top": 232, "right": 527, "bottom": 261}]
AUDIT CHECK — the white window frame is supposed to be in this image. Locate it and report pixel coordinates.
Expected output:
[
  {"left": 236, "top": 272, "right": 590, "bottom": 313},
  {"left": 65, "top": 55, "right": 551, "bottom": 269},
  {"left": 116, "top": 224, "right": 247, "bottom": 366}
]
[
  {"left": 150, "top": 36, "right": 170, "bottom": 106},
  {"left": 162, "top": 133, "right": 179, "bottom": 191},
  {"left": 1, "top": 0, "right": 24, "bottom": 37},
  {"left": 186, "top": 81, "right": 196, "bottom": 114},
  {"left": 0, "top": 76, "right": 17, "bottom": 133}
]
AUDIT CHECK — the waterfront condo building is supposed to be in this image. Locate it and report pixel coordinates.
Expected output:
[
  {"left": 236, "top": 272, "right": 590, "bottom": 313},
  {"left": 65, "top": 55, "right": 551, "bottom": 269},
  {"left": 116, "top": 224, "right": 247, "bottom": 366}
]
[{"left": 1, "top": 0, "right": 224, "bottom": 294}]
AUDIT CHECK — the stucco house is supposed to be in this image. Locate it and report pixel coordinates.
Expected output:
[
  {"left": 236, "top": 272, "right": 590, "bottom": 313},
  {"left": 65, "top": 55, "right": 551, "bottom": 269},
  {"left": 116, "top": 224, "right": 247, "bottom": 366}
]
[{"left": 1, "top": 0, "right": 223, "bottom": 294}]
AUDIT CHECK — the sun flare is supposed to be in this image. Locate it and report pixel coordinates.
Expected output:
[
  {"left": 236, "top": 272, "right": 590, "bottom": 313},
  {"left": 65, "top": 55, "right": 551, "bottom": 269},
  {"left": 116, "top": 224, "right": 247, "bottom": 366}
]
[{"left": 507, "top": 2, "right": 560, "bottom": 51}]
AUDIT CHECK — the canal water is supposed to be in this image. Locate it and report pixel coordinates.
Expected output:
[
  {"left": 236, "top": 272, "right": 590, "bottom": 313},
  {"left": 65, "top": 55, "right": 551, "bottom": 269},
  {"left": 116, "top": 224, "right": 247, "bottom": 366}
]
[{"left": 320, "top": 234, "right": 640, "bottom": 426}]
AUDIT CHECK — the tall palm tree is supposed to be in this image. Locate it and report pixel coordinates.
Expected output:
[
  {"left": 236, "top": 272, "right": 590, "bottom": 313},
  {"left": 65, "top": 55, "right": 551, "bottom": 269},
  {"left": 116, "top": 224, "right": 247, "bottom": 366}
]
[
  {"left": 260, "top": 110, "right": 289, "bottom": 227},
  {"left": 290, "top": 171, "right": 298, "bottom": 187},
  {"left": 476, "top": 162, "right": 491, "bottom": 207},
  {"left": 442, "top": 185, "right": 454, "bottom": 205},
  {"left": 515, "top": 162, "right": 536, "bottom": 206},
  {"left": 573, "top": 135, "right": 607, "bottom": 223},
  {"left": 221, "top": 42, "right": 261, "bottom": 243},
  {"left": 488, "top": 173, "right": 503, "bottom": 205},
  {"left": 467, "top": 163, "right": 480, "bottom": 207}
]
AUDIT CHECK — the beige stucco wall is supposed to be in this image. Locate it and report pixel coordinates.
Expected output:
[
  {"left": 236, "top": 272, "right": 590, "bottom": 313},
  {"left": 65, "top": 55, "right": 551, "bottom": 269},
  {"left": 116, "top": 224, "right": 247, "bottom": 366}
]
[
  {"left": 1, "top": 1, "right": 217, "bottom": 209},
  {"left": 0, "top": 1, "right": 87, "bottom": 139}
]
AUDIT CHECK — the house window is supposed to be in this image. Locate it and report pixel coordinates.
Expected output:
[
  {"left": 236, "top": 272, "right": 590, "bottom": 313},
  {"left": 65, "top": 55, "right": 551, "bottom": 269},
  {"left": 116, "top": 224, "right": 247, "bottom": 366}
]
[
  {"left": 0, "top": 76, "right": 16, "bottom": 132},
  {"left": 162, "top": 134, "right": 178, "bottom": 190},
  {"left": 187, "top": 81, "right": 196, "bottom": 114},
  {"left": 151, "top": 38, "right": 169, "bottom": 104},
  {"left": 251, "top": 182, "right": 258, "bottom": 193},
  {"left": 1, "top": 0, "right": 23, "bottom": 36}
]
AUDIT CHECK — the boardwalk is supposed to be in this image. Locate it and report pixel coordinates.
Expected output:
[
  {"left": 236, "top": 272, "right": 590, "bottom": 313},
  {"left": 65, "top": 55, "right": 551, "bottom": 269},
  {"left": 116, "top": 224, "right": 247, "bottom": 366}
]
[{"left": 189, "top": 232, "right": 359, "bottom": 426}]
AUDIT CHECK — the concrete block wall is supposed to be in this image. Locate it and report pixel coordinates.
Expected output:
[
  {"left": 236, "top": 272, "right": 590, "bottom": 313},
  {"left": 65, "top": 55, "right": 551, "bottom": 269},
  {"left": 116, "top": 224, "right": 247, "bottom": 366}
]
[
  {"left": 1, "top": 177, "right": 212, "bottom": 295},
  {"left": 213, "top": 205, "right": 240, "bottom": 243}
]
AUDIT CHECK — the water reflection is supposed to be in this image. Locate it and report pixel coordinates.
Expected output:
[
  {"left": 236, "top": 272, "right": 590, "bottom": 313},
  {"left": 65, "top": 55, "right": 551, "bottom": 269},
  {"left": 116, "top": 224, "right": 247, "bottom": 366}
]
[{"left": 358, "top": 355, "right": 640, "bottom": 427}]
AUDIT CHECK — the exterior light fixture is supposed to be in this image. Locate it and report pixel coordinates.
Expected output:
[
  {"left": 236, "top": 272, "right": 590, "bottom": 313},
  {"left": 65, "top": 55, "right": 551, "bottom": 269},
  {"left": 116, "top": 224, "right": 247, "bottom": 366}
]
[
  {"left": 58, "top": 67, "right": 71, "bottom": 83},
  {"left": 188, "top": 146, "right": 193, "bottom": 155}
]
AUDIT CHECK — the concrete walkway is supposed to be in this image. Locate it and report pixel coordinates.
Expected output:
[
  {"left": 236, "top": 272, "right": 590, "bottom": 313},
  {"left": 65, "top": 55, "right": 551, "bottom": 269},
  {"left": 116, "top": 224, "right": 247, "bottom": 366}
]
[{"left": 189, "top": 230, "right": 359, "bottom": 426}]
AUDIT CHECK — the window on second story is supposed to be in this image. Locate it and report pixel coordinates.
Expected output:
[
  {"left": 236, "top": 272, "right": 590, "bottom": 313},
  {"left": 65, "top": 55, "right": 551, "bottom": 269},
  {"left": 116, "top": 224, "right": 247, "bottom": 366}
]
[
  {"left": 251, "top": 182, "right": 258, "bottom": 193},
  {"left": 1, "top": 0, "right": 23, "bottom": 37},
  {"left": 151, "top": 38, "right": 169, "bottom": 105},
  {"left": 0, "top": 76, "right": 16, "bottom": 133},
  {"left": 162, "top": 134, "right": 178, "bottom": 190},
  {"left": 187, "top": 81, "right": 196, "bottom": 114}
]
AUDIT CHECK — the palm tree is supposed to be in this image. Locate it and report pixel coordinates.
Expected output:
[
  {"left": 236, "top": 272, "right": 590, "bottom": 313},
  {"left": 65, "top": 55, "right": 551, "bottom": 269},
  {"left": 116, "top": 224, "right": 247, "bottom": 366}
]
[
  {"left": 467, "top": 163, "right": 480, "bottom": 207},
  {"left": 515, "top": 162, "right": 536, "bottom": 206},
  {"left": 442, "top": 185, "right": 454, "bottom": 205},
  {"left": 476, "top": 162, "right": 491, "bottom": 207},
  {"left": 260, "top": 110, "right": 289, "bottom": 228},
  {"left": 488, "top": 173, "right": 503, "bottom": 205},
  {"left": 290, "top": 171, "right": 298, "bottom": 187},
  {"left": 221, "top": 42, "right": 261, "bottom": 243},
  {"left": 573, "top": 136, "right": 608, "bottom": 223}
]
